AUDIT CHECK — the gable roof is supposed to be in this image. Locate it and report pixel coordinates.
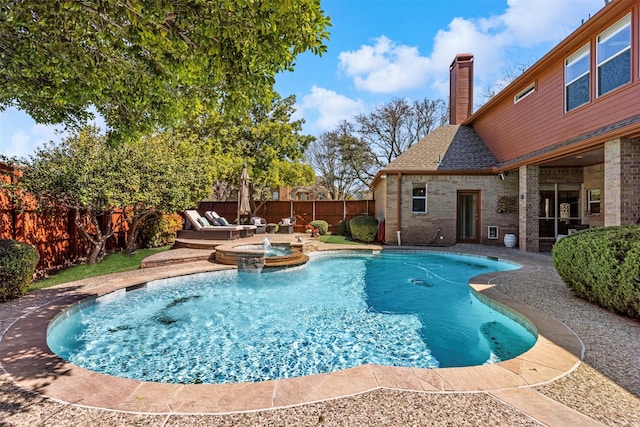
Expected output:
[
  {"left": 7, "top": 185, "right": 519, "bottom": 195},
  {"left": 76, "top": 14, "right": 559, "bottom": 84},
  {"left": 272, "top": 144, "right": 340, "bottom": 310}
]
[{"left": 382, "top": 125, "right": 497, "bottom": 173}]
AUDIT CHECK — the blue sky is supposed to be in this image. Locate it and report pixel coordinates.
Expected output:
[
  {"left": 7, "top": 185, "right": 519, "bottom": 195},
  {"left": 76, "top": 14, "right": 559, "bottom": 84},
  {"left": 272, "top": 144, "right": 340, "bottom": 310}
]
[{"left": 0, "top": 0, "right": 605, "bottom": 158}]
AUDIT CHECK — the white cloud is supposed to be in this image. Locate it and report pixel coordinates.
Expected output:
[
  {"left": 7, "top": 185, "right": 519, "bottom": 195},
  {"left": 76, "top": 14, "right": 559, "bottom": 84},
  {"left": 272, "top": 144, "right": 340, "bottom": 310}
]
[
  {"left": 1, "top": 124, "right": 65, "bottom": 158},
  {"left": 336, "top": 0, "right": 603, "bottom": 100},
  {"left": 500, "top": 0, "right": 600, "bottom": 47},
  {"left": 339, "top": 36, "right": 434, "bottom": 93},
  {"left": 1, "top": 106, "right": 106, "bottom": 159},
  {"left": 295, "top": 86, "right": 366, "bottom": 132}
]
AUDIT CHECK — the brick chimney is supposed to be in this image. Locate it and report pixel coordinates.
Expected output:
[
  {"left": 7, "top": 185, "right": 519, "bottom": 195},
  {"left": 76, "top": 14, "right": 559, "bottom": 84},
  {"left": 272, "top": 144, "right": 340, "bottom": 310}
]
[{"left": 449, "top": 54, "right": 474, "bottom": 125}]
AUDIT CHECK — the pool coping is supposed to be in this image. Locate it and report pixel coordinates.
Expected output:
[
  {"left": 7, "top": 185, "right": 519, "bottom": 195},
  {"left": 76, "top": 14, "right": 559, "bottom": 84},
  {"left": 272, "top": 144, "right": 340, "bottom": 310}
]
[{"left": 0, "top": 248, "right": 584, "bottom": 415}]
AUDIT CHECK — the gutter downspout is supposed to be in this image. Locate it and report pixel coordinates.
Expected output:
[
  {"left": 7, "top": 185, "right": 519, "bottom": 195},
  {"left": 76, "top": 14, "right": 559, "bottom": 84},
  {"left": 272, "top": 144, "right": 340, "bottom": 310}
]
[{"left": 396, "top": 173, "right": 402, "bottom": 245}]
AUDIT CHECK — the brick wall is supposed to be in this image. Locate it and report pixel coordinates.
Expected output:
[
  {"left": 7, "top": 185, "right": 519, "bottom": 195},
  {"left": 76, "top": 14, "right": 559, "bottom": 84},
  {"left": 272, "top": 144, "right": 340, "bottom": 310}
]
[
  {"left": 519, "top": 165, "right": 540, "bottom": 252},
  {"left": 583, "top": 163, "right": 604, "bottom": 228},
  {"left": 620, "top": 137, "right": 640, "bottom": 224},
  {"left": 383, "top": 173, "right": 518, "bottom": 246},
  {"left": 602, "top": 138, "right": 640, "bottom": 226}
]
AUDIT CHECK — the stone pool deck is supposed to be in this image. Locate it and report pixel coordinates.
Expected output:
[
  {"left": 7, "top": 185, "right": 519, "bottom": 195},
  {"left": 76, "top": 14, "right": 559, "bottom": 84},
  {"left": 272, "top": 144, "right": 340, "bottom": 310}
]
[{"left": 1, "top": 237, "right": 639, "bottom": 426}]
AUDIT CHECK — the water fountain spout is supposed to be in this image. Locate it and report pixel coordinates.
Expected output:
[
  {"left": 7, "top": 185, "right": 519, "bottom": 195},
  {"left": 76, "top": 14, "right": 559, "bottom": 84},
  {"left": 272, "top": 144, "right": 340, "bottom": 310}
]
[{"left": 263, "top": 237, "right": 272, "bottom": 250}]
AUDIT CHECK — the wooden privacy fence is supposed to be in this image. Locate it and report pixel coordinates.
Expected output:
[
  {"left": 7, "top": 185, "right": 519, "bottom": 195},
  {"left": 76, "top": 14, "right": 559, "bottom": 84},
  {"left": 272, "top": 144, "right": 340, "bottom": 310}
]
[
  {"left": 1, "top": 165, "right": 127, "bottom": 271},
  {"left": 198, "top": 200, "right": 376, "bottom": 233},
  {"left": 1, "top": 160, "right": 374, "bottom": 271},
  {"left": 0, "top": 205, "right": 127, "bottom": 272}
]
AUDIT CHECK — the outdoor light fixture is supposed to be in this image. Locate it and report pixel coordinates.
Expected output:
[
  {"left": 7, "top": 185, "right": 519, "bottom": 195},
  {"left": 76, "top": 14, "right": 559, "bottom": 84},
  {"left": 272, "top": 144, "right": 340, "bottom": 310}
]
[{"left": 499, "top": 172, "right": 507, "bottom": 180}]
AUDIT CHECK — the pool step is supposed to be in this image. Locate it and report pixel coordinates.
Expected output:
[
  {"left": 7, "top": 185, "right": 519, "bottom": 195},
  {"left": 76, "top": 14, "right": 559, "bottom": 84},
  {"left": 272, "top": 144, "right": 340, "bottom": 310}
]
[{"left": 141, "top": 248, "right": 216, "bottom": 268}]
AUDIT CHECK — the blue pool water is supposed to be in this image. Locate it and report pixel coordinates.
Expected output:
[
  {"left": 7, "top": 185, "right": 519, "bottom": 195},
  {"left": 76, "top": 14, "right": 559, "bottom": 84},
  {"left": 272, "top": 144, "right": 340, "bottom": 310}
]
[{"left": 47, "top": 251, "right": 536, "bottom": 384}]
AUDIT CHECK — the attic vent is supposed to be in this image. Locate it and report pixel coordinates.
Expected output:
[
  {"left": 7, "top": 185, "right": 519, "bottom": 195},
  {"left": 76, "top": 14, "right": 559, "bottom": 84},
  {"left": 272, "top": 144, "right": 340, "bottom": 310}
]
[{"left": 514, "top": 83, "right": 536, "bottom": 103}]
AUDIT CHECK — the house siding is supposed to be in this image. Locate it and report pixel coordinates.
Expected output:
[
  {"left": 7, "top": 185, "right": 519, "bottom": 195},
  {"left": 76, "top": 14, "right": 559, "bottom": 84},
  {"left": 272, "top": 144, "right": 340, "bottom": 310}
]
[{"left": 472, "top": 3, "right": 640, "bottom": 165}]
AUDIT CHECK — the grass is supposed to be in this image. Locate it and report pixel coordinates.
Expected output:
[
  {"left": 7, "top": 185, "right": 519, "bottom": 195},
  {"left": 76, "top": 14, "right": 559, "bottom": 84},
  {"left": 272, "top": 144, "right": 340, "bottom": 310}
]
[
  {"left": 30, "top": 246, "right": 171, "bottom": 290},
  {"left": 318, "top": 234, "right": 367, "bottom": 245}
]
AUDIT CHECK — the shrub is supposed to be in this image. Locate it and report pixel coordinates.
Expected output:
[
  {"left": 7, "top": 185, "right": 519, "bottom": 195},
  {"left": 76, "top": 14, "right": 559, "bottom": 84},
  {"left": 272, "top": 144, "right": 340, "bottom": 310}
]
[
  {"left": 309, "top": 220, "right": 329, "bottom": 235},
  {"left": 552, "top": 225, "right": 640, "bottom": 318},
  {"left": 139, "top": 212, "right": 183, "bottom": 248},
  {"left": 0, "top": 239, "right": 40, "bottom": 301},
  {"left": 337, "top": 219, "right": 351, "bottom": 237},
  {"left": 349, "top": 215, "right": 379, "bottom": 243}
]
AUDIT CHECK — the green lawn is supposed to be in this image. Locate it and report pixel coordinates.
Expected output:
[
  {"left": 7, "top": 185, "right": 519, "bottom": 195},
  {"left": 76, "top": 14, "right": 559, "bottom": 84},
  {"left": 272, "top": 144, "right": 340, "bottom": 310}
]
[
  {"left": 30, "top": 246, "right": 171, "bottom": 290},
  {"left": 318, "top": 235, "right": 367, "bottom": 245}
]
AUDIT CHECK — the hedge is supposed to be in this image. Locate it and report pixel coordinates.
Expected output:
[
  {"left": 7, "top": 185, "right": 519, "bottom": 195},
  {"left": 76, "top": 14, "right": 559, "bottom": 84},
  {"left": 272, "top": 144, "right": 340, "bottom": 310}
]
[
  {"left": 139, "top": 212, "right": 183, "bottom": 248},
  {"left": 0, "top": 239, "right": 40, "bottom": 302},
  {"left": 552, "top": 225, "right": 640, "bottom": 318},
  {"left": 349, "top": 215, "right": 379, "bottom": 243},
  {"left": 337, "top": 219, "right": 351, "bottom": 237},
  {"left": 309, "top": 220, "right": 329, "bottom": 235}
]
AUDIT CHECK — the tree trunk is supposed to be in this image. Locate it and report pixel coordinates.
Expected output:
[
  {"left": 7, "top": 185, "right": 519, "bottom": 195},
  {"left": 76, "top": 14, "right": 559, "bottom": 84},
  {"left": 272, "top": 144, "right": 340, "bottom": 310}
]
[
  {"left": 88, "top": 241, "right": 103, "bottom": 264},
  {"left": 124, "top": 208, "right": 154, "bottom": 256},
  {"left": 74, "top": 209, "right": 115, "bottom": 264}
]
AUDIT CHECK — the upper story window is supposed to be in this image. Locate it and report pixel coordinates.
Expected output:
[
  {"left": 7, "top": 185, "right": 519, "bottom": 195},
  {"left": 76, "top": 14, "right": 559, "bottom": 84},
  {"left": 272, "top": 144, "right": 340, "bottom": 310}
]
[
  {"left": 514, "top": 83, "right": 536, "bottom": 103},
  {"left": 565, "top": 44, "right": 590, "bottom": 111},
  {"left": 597, "top": 14, "right": 631, "bottom": 97},
  {"left": 412, "top": 184, "right": 427, "bottom": 213}
]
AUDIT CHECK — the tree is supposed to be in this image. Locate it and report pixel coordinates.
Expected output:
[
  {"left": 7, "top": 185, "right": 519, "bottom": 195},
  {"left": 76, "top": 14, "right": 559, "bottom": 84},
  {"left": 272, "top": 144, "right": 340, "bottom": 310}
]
[
  {"left": 479, "top": 61, "right": 533, "bottom": 105},
  {"left": 13, "top": 126, "right": 212, "bottom": 263},
  {"left": 0, "top": 1, "right": 330, "bottom": 137},
  {"left": 329, "top": 97, "right": 447, "bottom": 187},
  {"left": 307, "top": 128, "right": 366, "bottom": 200},
  {"left": 109, "top": 132, "right": 212, "bottom": 255},
  {"left": 15, "top": 127, "right": 120, "bottom": 264},
  {"left": 175, "top": 94, "right": 315, "bottom": 213}
]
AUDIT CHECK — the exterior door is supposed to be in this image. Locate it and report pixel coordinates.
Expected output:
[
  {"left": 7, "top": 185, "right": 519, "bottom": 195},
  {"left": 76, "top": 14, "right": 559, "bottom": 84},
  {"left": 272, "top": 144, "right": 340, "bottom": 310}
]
[{"left": 457, "top": 191, "right": 480, "bottom": 243}]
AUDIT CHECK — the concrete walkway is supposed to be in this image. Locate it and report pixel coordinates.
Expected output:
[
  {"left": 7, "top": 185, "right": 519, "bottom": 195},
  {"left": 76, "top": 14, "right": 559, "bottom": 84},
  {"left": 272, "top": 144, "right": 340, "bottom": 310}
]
[{"left": 1, "top": 238, "right": 638, "bottom": 426}]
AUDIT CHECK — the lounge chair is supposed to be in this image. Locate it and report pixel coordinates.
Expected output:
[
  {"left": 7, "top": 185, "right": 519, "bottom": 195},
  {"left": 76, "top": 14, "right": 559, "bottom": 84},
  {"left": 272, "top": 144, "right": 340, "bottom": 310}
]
[
  {"left": 204, "top": 211, "right": 256, "bottom": 238},
  {"left": 178, "top": 210, "right": 243, "bottom": 240},
  {"left": 278, "top": 216, "right": 296, "bottom": 234}
]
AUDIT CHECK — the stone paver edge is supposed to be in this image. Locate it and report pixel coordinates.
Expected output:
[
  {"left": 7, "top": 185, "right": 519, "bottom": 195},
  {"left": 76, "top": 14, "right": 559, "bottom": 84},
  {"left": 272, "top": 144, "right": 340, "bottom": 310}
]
[{"left": 0, "top": 248, "right": 585, "bottom": 415}]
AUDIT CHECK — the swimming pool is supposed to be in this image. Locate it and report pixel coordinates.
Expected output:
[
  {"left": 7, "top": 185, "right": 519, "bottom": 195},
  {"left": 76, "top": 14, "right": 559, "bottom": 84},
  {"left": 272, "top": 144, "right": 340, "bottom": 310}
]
[{"left": 47, "top": 251, "right": 536, "bottom": 385}]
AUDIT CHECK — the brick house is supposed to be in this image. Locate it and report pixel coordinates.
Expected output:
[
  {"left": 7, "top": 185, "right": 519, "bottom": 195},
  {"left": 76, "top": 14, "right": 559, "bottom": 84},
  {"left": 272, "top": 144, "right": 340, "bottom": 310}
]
[{"left": 372, "top": 0, "right": 640, "bottom": 252}]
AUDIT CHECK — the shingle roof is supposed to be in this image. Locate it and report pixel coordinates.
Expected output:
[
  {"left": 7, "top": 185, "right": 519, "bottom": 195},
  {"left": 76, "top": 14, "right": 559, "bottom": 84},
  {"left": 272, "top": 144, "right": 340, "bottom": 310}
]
[{"left": 383, "top": 125, "right": 497, "bottom": 172}]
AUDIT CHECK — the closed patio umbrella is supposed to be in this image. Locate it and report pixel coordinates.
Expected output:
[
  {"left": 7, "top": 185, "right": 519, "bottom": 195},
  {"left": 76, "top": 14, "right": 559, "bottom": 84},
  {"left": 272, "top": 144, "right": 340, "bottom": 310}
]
[{"left": 237, "top": 166, "right": 250, "bottom": 224}]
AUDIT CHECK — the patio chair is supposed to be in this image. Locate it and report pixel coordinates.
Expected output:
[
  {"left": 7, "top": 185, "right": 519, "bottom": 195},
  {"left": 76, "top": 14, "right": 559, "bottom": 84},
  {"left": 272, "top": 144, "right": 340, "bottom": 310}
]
[
  {"left": 278, "top": 216, "right": 296, "bottom": 234},
  {"left": 250, "top": 216, "right": 267, "bottom": 234},
  {"left": 205, "top": 211, "right": 256, "bottom": 237}
]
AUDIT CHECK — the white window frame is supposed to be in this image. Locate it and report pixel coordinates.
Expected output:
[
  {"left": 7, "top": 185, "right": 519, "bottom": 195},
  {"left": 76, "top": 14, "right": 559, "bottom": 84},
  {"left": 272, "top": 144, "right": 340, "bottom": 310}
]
[
  {"left": 412, "top": 184, "right": 428, "bottom": 213},
  {"left": 587, "top": 189, "right": 601, "bottom": 214},
  {"left": 596, "top": 14, "right": 631, "bottom": 97},
  {"left": 514, "top": 82, "right": 536, "bottom": 103},
  {"left": 565, "top": 44, "right": 590, "bottom": 112}
]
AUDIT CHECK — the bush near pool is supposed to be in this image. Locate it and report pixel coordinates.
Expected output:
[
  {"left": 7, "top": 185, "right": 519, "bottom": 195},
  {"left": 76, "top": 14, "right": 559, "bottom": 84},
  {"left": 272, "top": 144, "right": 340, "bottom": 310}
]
[
  {"left": 309, "top": 220, "right": 329, "bottom": 235},
  {"left": 552, "top": 225, "right": 640, "bottom": 319},
  {"left": 349, "top": 215, "right": 379, "bottom": 243},
  {"left": 0, "top": 239, "right": 40, "bottom": 302}
]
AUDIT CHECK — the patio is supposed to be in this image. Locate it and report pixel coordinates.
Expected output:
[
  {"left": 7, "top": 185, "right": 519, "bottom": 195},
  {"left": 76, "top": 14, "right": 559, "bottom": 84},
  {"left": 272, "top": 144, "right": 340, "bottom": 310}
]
[{"left": 1, "top": 239, "right": 638, "bottom": 426}]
